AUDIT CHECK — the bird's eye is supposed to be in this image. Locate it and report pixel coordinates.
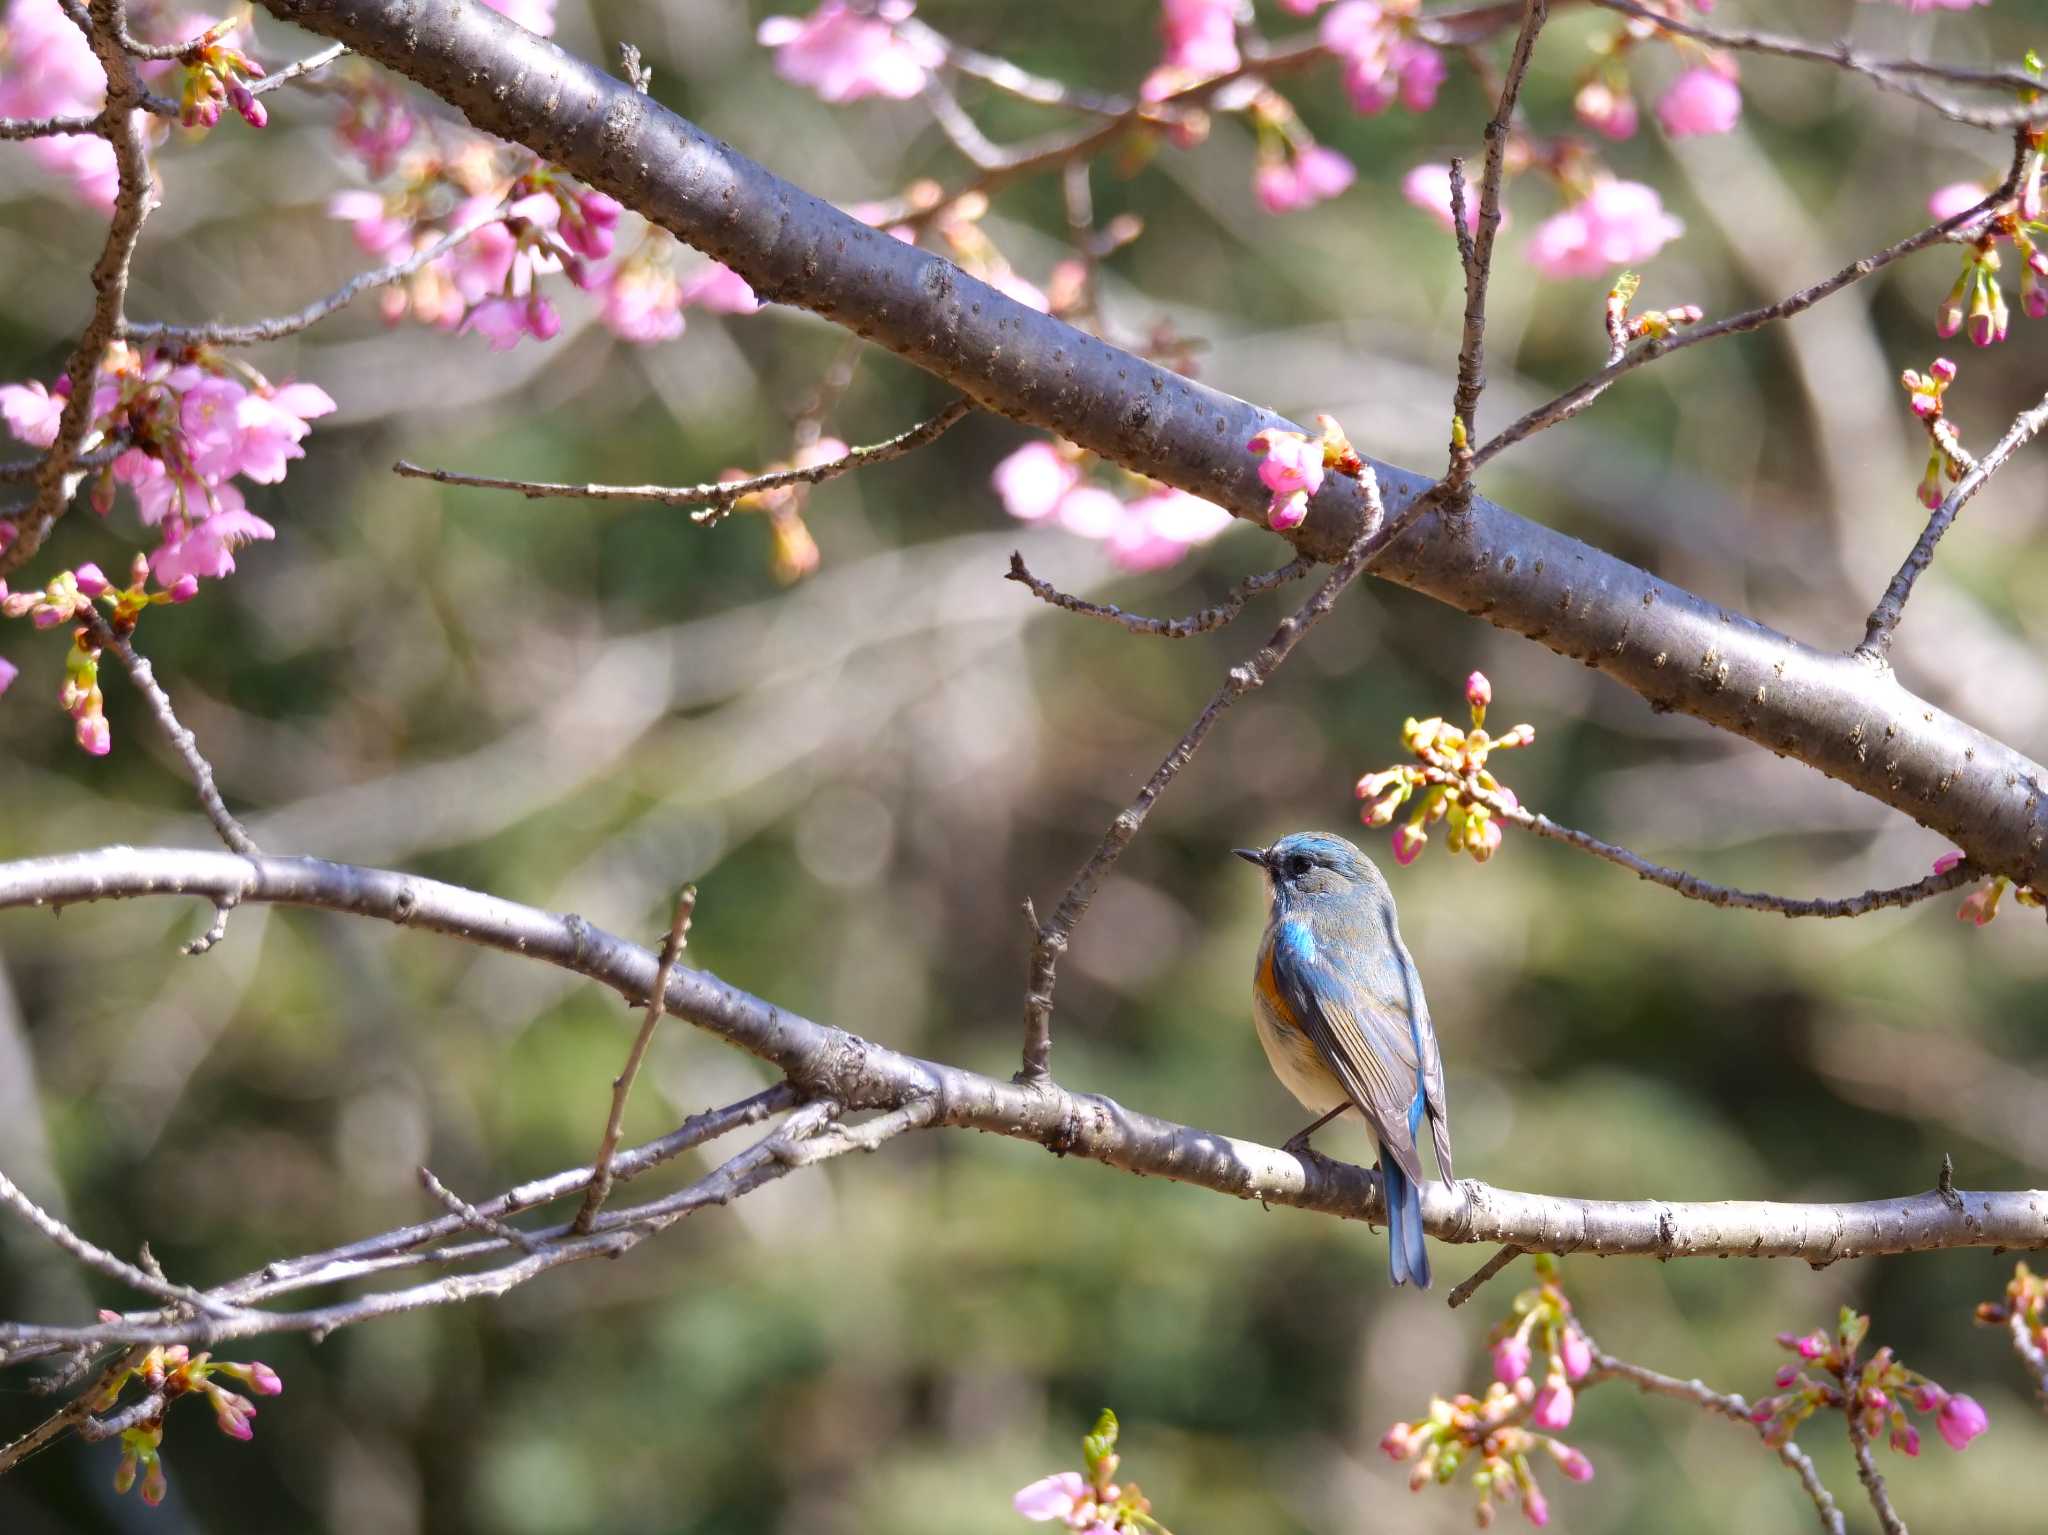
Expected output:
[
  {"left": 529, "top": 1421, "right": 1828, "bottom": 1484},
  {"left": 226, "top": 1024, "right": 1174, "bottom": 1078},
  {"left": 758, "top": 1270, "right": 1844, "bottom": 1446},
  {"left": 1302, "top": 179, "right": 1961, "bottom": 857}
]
[{"left": 1288, "top": 855, "right": 1311, "bottom": 878}]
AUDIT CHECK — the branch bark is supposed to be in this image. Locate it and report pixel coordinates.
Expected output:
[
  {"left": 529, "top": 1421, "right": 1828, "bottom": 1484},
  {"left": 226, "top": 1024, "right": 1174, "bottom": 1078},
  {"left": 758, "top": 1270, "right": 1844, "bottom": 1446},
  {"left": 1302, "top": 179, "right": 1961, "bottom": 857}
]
[
  {"left": 238, "top": 0, "right": 2048, "bottom": 895},
  {"left": 4, "top": 847, "right": 2041, "bottom": 1268}
]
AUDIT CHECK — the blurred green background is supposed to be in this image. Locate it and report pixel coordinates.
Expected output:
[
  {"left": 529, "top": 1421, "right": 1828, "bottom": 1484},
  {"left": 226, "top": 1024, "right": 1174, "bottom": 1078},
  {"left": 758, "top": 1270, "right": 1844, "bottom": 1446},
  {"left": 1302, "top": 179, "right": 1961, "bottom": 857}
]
[{"left": 4, "top": 0, "right": 2047, "bottom": 1530}]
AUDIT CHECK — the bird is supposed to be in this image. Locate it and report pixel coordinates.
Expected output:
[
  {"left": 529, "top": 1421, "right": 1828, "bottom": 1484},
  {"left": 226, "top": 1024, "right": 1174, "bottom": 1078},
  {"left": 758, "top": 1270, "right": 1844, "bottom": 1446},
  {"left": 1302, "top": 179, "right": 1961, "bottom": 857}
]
[{"left": 1237, "top": 831, "right": 1453, "bottom": 1288}]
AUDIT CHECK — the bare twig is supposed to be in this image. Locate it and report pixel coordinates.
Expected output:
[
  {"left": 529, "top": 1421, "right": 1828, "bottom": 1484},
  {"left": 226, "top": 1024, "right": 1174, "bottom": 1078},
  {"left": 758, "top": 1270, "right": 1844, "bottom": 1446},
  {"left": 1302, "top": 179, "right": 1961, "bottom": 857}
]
[
  {"left": 246, "top": 40, "right": 348, "bottom": 96},
  {"left": 573, "top": 884, "right": 696, "bottom": 1234},
  {"left": 418, "top": 1167, "right": 539, "bottom": 1253},
  {"left": 1467, "top": 788, "right": 1979, "bottom": 917},
  {"left": 1444, "top": 0, "right": 1546, "bottom": 502},
  {"left": 0, "top": 1347, "right": 150, "bottom": 1475},
  {"left": 2006, "top": 1308, "right": 2048, "bottom": 1405},
  {"left": 393, "top": 399, "right": 975, "bottom": 521},
  {"left": 1017, "top": 466, "right": 1388, "bottom": 1084},
  {"left": 1587, "top": 1338, "right": 1846, "bottom": 1535},
  {"left": 1471, "top": 164, "right": 2026, "bottom": 473},
  {"left": 1846, "top": 1402, "right": 1911, "bottom": 1535},
  {"left": 77, "top": 608, "right": 260, "bottom": 857},
  {"left": 1, "top": 0, "right": 155, "bottom": 580},
  {"left": 0, "top": 110, "right": 104, "bottom": 139},
  {"left": 921, "top": 73, "right": 1006, "bottom": 171},
  {"left": 1590, "top": 0, "right": 2048, "bottom": 132},
  {"left": 0, "top": 1170, "right": 243, "bottom": 1323},
  {"left": 1858, "top": 386, "right": 2048, "bottom": 660},
  {"left": 1005, "top": 552, "right": 1315, "bottom": 637},
  {"left": 1446, "top": 1244, "right": 1523, "bottom": 1309},
  {"left": 119, "top": 204, "right": 508, "bottom": 346}
]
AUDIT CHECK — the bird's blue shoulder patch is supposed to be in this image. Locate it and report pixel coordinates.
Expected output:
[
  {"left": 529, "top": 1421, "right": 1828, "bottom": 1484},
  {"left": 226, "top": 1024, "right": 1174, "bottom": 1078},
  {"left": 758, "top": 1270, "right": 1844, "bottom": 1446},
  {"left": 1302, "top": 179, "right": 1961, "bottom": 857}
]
[{"left": 1275, "top": 917, "right": 1316, "bottom": 968}]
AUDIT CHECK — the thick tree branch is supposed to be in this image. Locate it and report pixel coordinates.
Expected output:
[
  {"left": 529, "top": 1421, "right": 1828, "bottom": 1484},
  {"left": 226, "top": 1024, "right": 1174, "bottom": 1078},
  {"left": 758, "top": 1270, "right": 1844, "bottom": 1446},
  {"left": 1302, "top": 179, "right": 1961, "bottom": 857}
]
[
  {"left": 232, "top": 0, "right": 2048, "bottom": 896},
  {"left": 2, "top": 848, "right": 2041, "bottom": 1275}
]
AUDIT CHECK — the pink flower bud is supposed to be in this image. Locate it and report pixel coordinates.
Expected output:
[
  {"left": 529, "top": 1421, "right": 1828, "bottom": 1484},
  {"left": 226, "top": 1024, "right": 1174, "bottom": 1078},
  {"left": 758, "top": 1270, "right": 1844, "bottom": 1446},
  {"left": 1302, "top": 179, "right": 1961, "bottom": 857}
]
[
  {"left": 1559, "top": 1326, "right": 1591, "bottom": 1382},
  {"left": 1493, "top": 1334, "right": 1533, "bottom": 1386},
  {"left": 1892, "top": 1421, "right": 1921, "bottom": 1456},
  {"left": 75, "top": 712, "right": 110, "bottom": 756},
  {"left": 1465, "top": 671, "right": 1492, "bottom": 710},
  {"left": 1470, "top": 817, "right": 1503, "bottom": 863},
  {"left": 1391, "top": 822, "right": 1427, "bottom": 867},
  {"left": 1656, "top": 66, "right": 1741, "bottom": 138},
  {"left": 227, "top": 79, "right": 267, "bottom": 128},
  {"left": 1930, "top": 357, "right": 1958, "bottom": 384},
  {"left": 140, "top": 1458, "right": 167, "bottom": 1505},
  {"left": 1550, "top": 1444, "right": 1594, "bottom": 1482},
  {"left": 1775, "top": 1365, "right": 1797, "bottom": 1389},
  {"left": 1380, "top": 1423, "right": 1416, "bottom": 1460},
  {"left": 73, "top": 563, "right": 110, "bottom": 597},
  {"left": 165, "top": 575, "right": 199, "bottom": 603},
  {"left": 1530, "top": 1376, "right": 1574, "bottom": 1430},
  {"left": 1521, "top": 1479, "right": 1550, "bottom": 1526},
  {"left": 1936, "top": 1392, "right": 1988, "bottom": 1450}
]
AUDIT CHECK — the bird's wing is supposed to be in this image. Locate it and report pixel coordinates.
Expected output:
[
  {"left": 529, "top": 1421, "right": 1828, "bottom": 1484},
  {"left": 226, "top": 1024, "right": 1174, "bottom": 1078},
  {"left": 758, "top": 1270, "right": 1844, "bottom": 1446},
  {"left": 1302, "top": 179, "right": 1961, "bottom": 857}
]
[{"left": 1267, "top": 918, "right": 1427, "bottom": 1186}]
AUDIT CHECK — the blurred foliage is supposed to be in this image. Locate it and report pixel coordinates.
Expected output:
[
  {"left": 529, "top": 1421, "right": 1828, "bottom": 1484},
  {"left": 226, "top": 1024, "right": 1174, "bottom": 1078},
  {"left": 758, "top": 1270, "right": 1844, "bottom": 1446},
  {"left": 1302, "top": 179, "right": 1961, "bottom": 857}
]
[{"left": 3, "top": 0, "right": 2047, "bottom": 1531}]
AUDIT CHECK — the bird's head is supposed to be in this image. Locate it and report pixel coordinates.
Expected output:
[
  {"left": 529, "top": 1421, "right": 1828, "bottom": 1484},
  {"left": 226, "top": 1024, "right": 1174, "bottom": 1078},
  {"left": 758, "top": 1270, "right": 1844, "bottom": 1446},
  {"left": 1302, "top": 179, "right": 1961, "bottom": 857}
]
[{"left": 1234, "top": 831, "right": 1389, "bottom": 905}]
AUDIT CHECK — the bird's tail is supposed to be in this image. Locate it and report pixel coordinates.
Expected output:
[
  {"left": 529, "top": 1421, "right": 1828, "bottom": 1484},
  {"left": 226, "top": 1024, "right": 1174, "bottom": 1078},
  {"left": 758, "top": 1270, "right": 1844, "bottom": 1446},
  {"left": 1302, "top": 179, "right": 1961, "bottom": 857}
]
[{"left": 1381, "top": 1151, "right": 1431, "bottom": 1289}]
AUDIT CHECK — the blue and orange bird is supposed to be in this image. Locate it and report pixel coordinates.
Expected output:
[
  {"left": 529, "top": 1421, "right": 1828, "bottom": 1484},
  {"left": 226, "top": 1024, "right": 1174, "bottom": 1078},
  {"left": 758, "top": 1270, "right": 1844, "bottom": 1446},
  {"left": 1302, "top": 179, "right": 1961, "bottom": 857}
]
[{"left": 1237, "top": 831, "right": 1453, "bottom": 1288}]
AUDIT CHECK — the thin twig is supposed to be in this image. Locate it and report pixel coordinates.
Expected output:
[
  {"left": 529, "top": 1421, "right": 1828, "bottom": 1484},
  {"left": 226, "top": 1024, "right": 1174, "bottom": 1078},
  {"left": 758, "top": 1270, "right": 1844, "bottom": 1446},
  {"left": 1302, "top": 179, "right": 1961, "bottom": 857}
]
[
  {"left": 1446, "top": 1244, "right": 1523, "bottom": 1309},
  {"left": 393, "top": 399, "right": 975, "bottom": 520},
  {"left": 574, "top": 884, "right": 697, "bottom": 1234},
  {"left": 921, "top": 73, "right": 1006, "bottom": 171},
  {"left": 1590, "top": 0, "right": 2048, "bottom": 132},
  {"left": 246, "top": 40, "right": 348, "bottom": 96},
  {"left": 1587, "top": 1338, "right": 1846, "bottom": 1535},
  {"left": 0, "top": 1170, "right": 244, "bottom": 1322},
  {"left": 119, "top": 205, "right": 508, "bottom": 346},
  {"left": 74, "top": 1390, "right": 167, "bottom": 1441},
  {"left": 1471, "top": 158, "right": 2028, "bottom": 473},
  {"left": 1017, "top": 467, "right": 1389, "bottom": 1083},
  {"left": 1005, "top": 552, "right": 1314, "bottom": 637},
  {"left": 419, "top": 1168, "right": 539, "bottom": 1253},
  {"left": 1857, "top": 386, "right": 2048, "bottom": 660},
  {"left": 1444, "top": 0, "right": 1546, "bottom": 503},
  {"left": 77, "top": 608, "right": 260, "bottom": 857},
  {"left": 0, "top": 1347, "right": 150, "bottom": 1474},
  {"left": 900, "top": 16, "right": 1125, "bottom": 118},
  {"left": 2006, "top": 1309, "right": 2048, "bottom": 1405},
  {"left": 0, "top": 110, "right": 104, "bottom": 139},
  {"left": 1, "top": 0, "right": 155, "bottom": 580},
  {"left": 1846, "top": 1402, "right": 1911, "bottom": 1535},
  {"left": 1467, "top": 788, "right": 1979, "bottom": 917}
]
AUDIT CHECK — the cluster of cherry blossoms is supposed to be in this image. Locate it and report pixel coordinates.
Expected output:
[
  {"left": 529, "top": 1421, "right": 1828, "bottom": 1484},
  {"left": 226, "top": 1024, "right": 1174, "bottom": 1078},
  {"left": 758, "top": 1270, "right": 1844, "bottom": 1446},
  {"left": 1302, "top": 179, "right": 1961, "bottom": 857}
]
[
  {"left": 1752, "top": 1309, "right": 1988, "bottom": 1459},
  {"left": 992, "top": 440, "right": 1237, "bottom": 572},
  {"left": 1380, "top": 1256, "right": 1596, "bottom": 1528},
  {"left": 324, "top": 85, "right": 759, "bottom": 350},
  {"left": 91, "top": 1341, "right": 283, "bottom": 1507},
  {"left": 1356, "top": 670, "right": 1535, "bottom": 867},
  {"left": 1013, "top": 1409, "right": 1172, "bottom": 1535}
]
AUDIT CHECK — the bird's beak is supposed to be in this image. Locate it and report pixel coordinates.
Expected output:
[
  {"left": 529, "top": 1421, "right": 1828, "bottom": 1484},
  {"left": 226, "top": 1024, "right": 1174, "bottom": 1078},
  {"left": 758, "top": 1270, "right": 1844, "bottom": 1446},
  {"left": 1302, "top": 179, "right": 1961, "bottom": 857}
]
[{"left": 1233, "top": 846, "right": 1268, "bottom": 869}]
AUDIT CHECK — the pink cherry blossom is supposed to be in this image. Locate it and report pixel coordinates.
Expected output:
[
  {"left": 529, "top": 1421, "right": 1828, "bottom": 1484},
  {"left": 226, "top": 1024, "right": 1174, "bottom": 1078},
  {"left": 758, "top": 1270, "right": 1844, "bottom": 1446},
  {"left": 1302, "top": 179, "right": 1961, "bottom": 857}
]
[
  {"left": 1656, "top": 66, "right": 1740, "bottom": 137},
  {"left": 1400, "top": 163, "right": 1494, "bottom": 236},
  {"left": 601, "top": 261, "right": 686, "bottom": 342},
  {"left": 1574, "top": 77, "right": 1638, "bottom": 140},
  {"left": 1391, "top": 822, "right": 1426, "bottom": 865},
  {"left": 993, "top": 442, "right": 1081, "bottom": 521},
  {"left": 1549, "top": 1444, "right": 1594, "bottom": 1482},
  {"left": 1936, "top": 1392, "right": 1988, "bottom": 1450},
  {"left": 1320, "top": 2, "right": 1443, "bottom": 115},
  {"left": 0, "top": 380, "right": 65, "bottom": 447},
  {"left": 1111, "top": 487, "right": 1234, "bottom": 570},
  {"left": 1247, "top": 426, "right": 1323, "bottom": 529},
  {"left": 1053, "top": 485, "right": 1126, "bottom": 540},
  {"left": 327, "top": 190, "right": 414, "bottom": 261},
  {"left": 0, "top": 656, "right": 16, "bottom": 696},
  {"left": 1156, "top": 0, "right": 1241, "bottom": 80},
  {"left": 1522, "top": 1480, "right": 1550, "bottom": 1527},
  {"left": 1527, "top": 180, "right": 1683, "bottom": 280},
  {"left": 678, "top": 262, "right": 762, "bottom": 315},
  {"left": 1013, "top": 1471, "right": 1089, "bottom": 1521},
  {"left": 1253, "top": 146, "right": 1355, "bottom": 214},
  {"left": 1927, "top": 181, "right": 1988, "bottom": 223},
  {"left": 560, "top": 191, "right": 622, "bottom": 261},
  {"left": 757, "top": 2, "right": 941, "bottom": 104},
  {"left": 0, "top": 0, "right": 117, "bottom": 206},
  {"left": 150, "top": 501, "right": 276, "bottom": 586}
]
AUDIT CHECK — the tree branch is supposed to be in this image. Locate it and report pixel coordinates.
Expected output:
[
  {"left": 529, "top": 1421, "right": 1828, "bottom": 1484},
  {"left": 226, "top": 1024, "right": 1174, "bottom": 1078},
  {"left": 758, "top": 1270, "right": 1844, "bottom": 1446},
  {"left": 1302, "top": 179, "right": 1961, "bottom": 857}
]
[
  {"left": 0, "top": 848, "right": 2038, "bottom": 1284},
  {"left": 1004, "top": 552, "right": 1315, "bottom": 639},
  {"left": 1846, "top": 1401, "right": 1911, "bottom": 1535},
  {"left": 231, "top": 0, "right": 2048, "bottom": 895}
]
